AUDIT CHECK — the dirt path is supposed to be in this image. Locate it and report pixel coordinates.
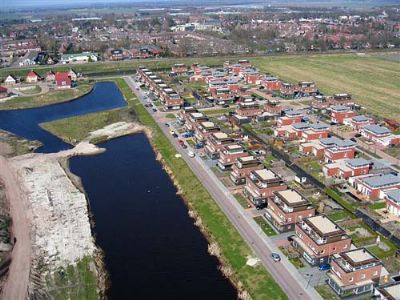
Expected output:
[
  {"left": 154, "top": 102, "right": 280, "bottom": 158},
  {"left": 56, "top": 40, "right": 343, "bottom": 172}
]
[{"left": 0, "top": 156, "right": 31, "bottom": 300}]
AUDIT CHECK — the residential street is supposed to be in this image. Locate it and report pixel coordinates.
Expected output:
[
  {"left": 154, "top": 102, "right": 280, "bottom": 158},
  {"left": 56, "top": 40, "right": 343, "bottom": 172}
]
[{"left": 124, "top": 76, "right": 323, "bottom": 300}]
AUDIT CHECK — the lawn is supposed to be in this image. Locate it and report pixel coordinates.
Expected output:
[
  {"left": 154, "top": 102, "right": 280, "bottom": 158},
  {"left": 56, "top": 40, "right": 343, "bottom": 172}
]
[
  {"left": 315, "top": 285, "right": 338, "bottom": 300},
  {"left": 234, "top": 193, "right": 250, "bottom": 209},
  {"left": 327, "top": 209, "right": 353, "bottom": 222},
  {"left": 0, "top": 84, "right": 93, "bottom": 110},
  {"left": 367, "top": 237, "right": 398, "bottom": 259},
  {"left": 40, "top": 108, "right": 132, "bottom": 144},
  {"left": 368, "top": 201, "right": 387, "bottom": 210},
  {"left": 114, "top": 78, "right": 287, "bottom": 299},
  {"left": 253, "top": 216, "right": 277, "bottom": 237},
  {"left": 251, "top": 54, "right": 400, "bottom": 120}
]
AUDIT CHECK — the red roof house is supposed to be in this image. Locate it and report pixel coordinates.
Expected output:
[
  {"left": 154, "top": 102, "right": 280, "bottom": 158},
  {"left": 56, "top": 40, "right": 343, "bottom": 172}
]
[{"left": 55, "top": 72, "right": 72, "bottom": 89}]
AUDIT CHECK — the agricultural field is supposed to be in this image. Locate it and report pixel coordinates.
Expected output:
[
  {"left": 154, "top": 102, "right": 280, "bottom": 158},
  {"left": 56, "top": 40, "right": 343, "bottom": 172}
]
[{"left": 252, "top": 54, "right": 400, "bottom": 120}]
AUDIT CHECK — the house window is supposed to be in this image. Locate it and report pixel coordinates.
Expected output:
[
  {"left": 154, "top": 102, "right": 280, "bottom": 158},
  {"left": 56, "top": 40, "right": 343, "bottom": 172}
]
[
  {"left": 349, "top": 277, "right": 353, "bottom": 282},
  {"left": 361, "top": 273, "right": 366, "bottom": 279},
  {"left": 373, "top": 271, "right": 378, "bottom": 276},
  {"left": 344, "top": 244, "right": 348, "bottom": 249}
]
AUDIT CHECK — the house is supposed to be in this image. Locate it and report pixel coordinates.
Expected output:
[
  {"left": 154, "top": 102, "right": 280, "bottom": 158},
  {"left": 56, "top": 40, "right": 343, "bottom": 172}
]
[
  {"left": 350, "top": 173, "right": 400, "bottom": 200},
  {"left": 330, "top": 106, "right": 357, "bottom": 124},
  {"left": 299, "top": 141, "right": 325, "bottom": 157},
  {"left": 374, "top": 282, "right": 400, "bottom": 300},
  {"left": 244, "top": 68, "right": 262, "bottom": 85},
  {"left": 277, "top": 109, "right": 304, "bottom": 127},
  {"left": 55, "top": 72, "right": 72, "bottom": 89},
  {"left": 177, "top": 106, "right": 198, "bottom": 124},
  {"left": 349, "top": 115, "right": 372, "bottom": 130},
  {"left": 330, "top": 93, "right": 354, "bottom": 107},
  {"left": 45, "top": 71, "right": 55, "bottom": 82},
  {"left": 230, "top": 156, "right": 263, "bottom": 185},
  {"left": 25, "top": 70, "right": 39, "bottom": 83},
  {"left": 280, "top": 82, "right": 296, "bottom": 98},
  {"left": 291, "top": 215, "right": 352, "bottom": 266},
  {"left": 193, "top": 121, "right": 220, "bottom": 143},
  {"left": 312, "top": 95, "right": 330, "bottom": 110},
  {"left": 236, "top": 99, "right": 263, "bottom": 118},
  {"left": 110, "top": 48, "right": 124, "bottom": 60},
  {"left": 320, "top": 137, "right": 356, "bottom": 162},
  {"left": 68, "top": 69, "right": 78, "bottom": 81},
  {"left": 243, "top": 169, "right": 287, "bottom": 206},
  {"left": 361, "top": 125, "right": 400, "bottom": 147},
  {"left": 3, "top": 75, "right": 17, "bottom": 85},
  {"left": 264, "top": 189, "right": 315, "bottom": 232},
  {"left": 171, "top": 63, "right": 188, "bottom": 75},
  {"left": 262, "top": 76, "right": 281, "bottom": 92},
  {"left": 298, "top": 81, "right": 318, "bottom": 96},
  {"left": 323, "top": 158, "right": 371, "bottom": 179},
  {"left": 0, "top": 86, "right": 8, "bottom": 99},
  {"left": 217, "top": 145, "right": 248, "bottom": 170},
  {"left": 302, "top": 122, "right": 330, "bottom": 141},
  {"left": 327, "top": 248, "right": 382, "bottom": 297},
  {"left": 205, "top": 132, "right": 235, "bottom": 159},
  {"left": 384, "top": 189, "right": 400, "bottom": 217},
  {"left": 263, "top": 100, "right": 282, "bottom": 115}
]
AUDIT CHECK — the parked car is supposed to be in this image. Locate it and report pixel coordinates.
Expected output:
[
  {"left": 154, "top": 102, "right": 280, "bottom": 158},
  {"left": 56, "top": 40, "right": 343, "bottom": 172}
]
[
  {"left": 222, "top": 104, "right": 229, "bottom": 108},
  {"left": 177, "top": 139, "right": 184, "bottom": 146},
  {"left": 152, "top": 108, "right": 157, "bottom": 112},
  {"left": 271, "top": 253, "right": 281, "bottom": 262},
  {"left": 319, "top": 263, "right": 331, "bottom": 271},
  {"left": 188, "top": 150, "right": 195, "bottom": 158},
  {"left": 194, "top": 143, "right": 204, "bottom": 149},
  {"left": 172, "top": 133, "right": 178, "bottom": 138},
  {"left": 165, "top": 123, "right": 170, "bottom": 127}
]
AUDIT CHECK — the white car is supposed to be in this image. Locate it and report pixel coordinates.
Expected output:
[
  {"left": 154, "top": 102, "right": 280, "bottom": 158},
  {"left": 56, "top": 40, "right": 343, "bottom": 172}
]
[{"left": 188, "top": 151, "right": 195, "bottom": 158}]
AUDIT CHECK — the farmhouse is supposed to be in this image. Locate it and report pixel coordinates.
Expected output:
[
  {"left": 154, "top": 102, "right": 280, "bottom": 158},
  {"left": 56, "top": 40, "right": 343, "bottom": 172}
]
[
  {"left": 26, "top": 70, "right": 40, "bottom": 83},
  {"left": 4, "top": 75, "right": 17, "bottom": 85},
  {"left": 55, "top": 72, "right": 72, "bottom": 89}
]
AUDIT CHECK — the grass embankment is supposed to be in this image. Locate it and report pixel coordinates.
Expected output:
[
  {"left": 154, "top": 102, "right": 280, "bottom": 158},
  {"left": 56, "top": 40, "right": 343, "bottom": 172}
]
[
  {"left": 46, "top": 256, "right": 98, "bottom": 300},
  {"left": 252, "top": 54, "right": 400, "bottom": 120},
  {"left": 114, "top": 78, "right": 287, "bottom": 299},
  {"left": 0, "top": 84, "right": 93, "bottom": 110},
  {"left": 40, "top": 108, "right": 134, "bottom": 144}
]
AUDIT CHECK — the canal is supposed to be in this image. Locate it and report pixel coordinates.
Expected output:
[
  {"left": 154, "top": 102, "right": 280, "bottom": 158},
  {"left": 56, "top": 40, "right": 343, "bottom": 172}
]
[
  {"left": 0, "top": 82, "right": 236, "bottom": 299},
  {"left": 70, "top": 134, "right": 236, "bottom": 299}
]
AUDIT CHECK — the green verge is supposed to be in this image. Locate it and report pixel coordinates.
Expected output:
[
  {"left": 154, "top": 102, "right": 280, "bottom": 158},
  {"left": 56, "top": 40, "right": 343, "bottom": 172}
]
[
  {"left": 253, "top": 216, "right": 277, "bottom": 237},
  {"left": 46, "top": 256, "right": 98, "bottom": 300},
  {"left": 0, "top": 84, "right": 93, "bottom": 110},
  {"left": 113, "top": 78, "right": 287, "bottom": 300}
]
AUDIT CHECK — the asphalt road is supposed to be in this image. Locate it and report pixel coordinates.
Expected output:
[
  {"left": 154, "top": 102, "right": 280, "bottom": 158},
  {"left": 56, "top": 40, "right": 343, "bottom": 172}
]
[{"left": 124, "top": 76, "right": 323, "bottom": 300}]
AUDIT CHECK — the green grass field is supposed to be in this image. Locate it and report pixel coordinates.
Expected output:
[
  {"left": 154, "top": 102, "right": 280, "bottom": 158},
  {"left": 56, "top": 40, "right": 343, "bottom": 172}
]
[
  {"left": 0, "top": 84, "right": 93, "bottom": 110},
  {"left": 251, "top": 54, "right": 400, "bottom": 120}
]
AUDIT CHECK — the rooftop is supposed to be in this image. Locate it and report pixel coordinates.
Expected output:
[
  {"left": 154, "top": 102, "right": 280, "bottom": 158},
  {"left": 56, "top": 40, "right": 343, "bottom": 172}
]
[
  {"left": 343, "top": 248, "right": 376, "bottom": 264},
  {"left": 385, "top": 189, "right": 400, "bottom": 204},
  {"left": 352, "top": 115, "right": 370, "bottom": 122},
  {"left": 361, "top": 174, "right": 400, "bottom": 188},
  {"left": 201, "top": 121, "right": 216, "bottom": 128},
  {"left": 305, "top": 215, "right": 342, "bottom": 236},
  {"left": 346, "top": 158, "right": 371, "bottom": 168},
  {"left": 276, "top": 189, "right": 306, "bottom": 205},
  {"left": 213, "top": 132, "right": 229, "bottom": 139},
  {"left": 254, "top": 169, "right": 277, "bottom": 181},
  {"left": 240, "top": 156, "right": 256, "bottom": 162},
  {"left": 364, "top": 124, "right": 392, "bottom": 135}
]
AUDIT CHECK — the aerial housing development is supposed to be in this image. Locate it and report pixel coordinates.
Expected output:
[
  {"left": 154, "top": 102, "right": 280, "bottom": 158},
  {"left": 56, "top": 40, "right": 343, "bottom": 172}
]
[{"left": 0, "top": 1, "right": 399, "bottom": 300}]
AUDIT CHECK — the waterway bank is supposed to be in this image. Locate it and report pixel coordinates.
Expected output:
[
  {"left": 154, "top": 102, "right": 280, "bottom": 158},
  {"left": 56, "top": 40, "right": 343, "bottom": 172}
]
[{"left": 115, "top": 78, "right": 287, "bottom": 299}]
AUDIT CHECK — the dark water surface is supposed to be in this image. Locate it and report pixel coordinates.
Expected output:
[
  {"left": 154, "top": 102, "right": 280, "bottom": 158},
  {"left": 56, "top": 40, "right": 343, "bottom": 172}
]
[
  {"left": 69, "top": 135, "right": 237, "bottom": 299},
  {"left": 0, "top": 82, "right": 127, "bottom": 153},
  {"left": 0, "top": 84, "right": 236, "bottom": 299}
]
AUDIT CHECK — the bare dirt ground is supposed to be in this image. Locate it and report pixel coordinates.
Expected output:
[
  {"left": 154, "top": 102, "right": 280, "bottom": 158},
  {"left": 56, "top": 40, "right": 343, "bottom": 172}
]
[
  {"left": 0, "top": 156, "right": 31, "bottom": 300},
  {"left": 0, "top": 122, "right": 142, "bottom": 299}
]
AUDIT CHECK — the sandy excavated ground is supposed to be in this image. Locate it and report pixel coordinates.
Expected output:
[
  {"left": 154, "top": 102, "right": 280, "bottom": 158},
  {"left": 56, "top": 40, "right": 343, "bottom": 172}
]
[{"left": 0, "top": 122, "right": 144, "bottom": 299}]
